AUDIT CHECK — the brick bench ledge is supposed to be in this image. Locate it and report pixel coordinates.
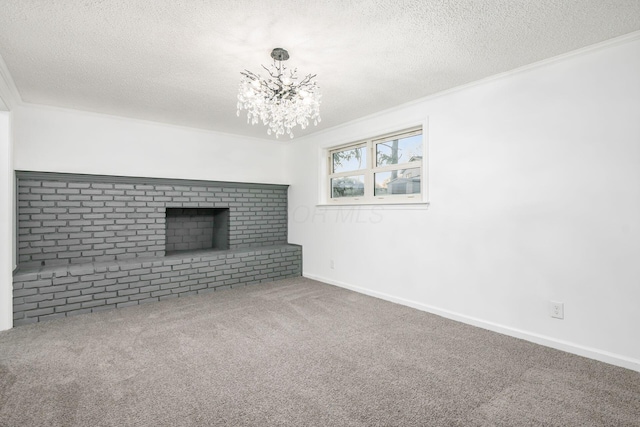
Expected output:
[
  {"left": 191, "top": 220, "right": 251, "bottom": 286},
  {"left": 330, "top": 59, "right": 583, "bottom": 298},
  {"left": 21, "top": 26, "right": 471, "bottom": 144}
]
[{"left": 13, "top": 244, "right": 302, "bottom": 326}]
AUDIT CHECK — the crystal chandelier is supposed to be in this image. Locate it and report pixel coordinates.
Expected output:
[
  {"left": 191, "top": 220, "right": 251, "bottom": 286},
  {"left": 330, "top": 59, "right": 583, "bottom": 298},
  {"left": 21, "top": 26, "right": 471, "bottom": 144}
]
[{"left": 237, "top": 48, "right": 321, "bottom": 139}]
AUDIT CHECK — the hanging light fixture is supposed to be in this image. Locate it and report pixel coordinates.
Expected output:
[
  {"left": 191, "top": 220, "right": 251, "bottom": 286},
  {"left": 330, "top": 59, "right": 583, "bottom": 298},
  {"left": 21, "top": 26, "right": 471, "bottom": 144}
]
[{"left": 237, "top": 48, "right": 321, "bottom": 139}]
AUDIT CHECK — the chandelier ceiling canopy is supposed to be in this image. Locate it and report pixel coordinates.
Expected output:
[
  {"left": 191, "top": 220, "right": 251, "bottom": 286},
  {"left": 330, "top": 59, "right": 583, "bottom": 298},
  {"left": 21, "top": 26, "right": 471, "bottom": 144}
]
[{"left": 237, "top": 48, "right": 321, "bottom": 139}]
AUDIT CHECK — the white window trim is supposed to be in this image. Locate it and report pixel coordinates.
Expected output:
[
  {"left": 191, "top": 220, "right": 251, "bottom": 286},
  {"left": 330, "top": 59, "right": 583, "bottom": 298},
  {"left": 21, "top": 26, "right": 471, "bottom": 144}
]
[{"left": 318, "top": 120, "right": 429, "bottom": 206}]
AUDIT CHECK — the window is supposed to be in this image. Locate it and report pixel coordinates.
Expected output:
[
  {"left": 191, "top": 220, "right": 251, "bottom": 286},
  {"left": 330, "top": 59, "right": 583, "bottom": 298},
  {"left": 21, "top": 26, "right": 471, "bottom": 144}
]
[{"left": 325, "top": 127, "right": 425, "bottom": 205}]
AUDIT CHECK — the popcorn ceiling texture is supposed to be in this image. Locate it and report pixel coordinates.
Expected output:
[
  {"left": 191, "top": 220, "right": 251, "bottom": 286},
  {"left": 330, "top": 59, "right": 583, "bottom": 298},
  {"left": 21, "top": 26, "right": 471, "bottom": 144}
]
[{"left": 0, "top": 1, "right": 639, "bottom": 139}]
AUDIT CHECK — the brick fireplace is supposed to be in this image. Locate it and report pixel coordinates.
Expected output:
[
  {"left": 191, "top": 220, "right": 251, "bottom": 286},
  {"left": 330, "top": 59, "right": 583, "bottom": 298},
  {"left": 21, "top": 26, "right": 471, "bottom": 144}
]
[
  {"left": 13, "top": 171, "right": 301, "bottom": 325},
  {"left": 165, "top": 208, "right": 230, "bottom": 254}
]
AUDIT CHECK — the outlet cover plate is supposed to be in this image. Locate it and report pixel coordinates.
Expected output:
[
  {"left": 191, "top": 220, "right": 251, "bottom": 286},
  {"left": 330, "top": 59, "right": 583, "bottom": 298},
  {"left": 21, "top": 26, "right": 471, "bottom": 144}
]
[{"left": 551, "top": 301, "right": 564, "bottom": 319}]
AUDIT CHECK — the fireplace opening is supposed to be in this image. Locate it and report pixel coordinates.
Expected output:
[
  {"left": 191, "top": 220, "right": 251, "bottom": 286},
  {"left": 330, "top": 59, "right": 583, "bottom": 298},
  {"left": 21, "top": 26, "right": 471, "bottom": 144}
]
[{"left": 165, "top": 208, "right": 229, "bottom": 255}]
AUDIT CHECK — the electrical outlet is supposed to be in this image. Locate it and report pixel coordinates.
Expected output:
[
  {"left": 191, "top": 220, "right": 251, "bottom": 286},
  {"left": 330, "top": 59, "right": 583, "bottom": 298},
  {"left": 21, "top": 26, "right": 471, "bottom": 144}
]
[
  {"left": 550, "top": 301, "right": 564, "bottom": 319},
  {"left": 330, "top": 259, "right": 335, "bottom": 269}
]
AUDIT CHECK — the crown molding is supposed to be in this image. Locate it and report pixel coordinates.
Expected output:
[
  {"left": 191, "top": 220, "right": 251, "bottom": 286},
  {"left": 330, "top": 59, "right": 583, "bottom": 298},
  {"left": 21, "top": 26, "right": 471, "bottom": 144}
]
[
  {"left": 297, "top": 30, "right": 640, "bottom": 143},
  {"left": 0, "top": 52, "right": 21, "bottom": 111}
]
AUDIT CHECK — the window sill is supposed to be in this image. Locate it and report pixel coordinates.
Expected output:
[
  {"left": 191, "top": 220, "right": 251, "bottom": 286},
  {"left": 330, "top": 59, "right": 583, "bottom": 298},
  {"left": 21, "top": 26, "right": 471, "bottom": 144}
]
[{"left": 315, "top": 202, "right": 430, "bottom": 210}]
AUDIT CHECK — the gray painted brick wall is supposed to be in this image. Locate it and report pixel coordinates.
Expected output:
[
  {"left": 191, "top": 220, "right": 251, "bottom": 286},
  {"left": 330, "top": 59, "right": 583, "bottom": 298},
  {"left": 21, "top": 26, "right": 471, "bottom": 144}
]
[
  {"left": 165, "top": 208, "right": 217, "bottom": 252},
  {"left": 16, "top": 172, "right": 288, "bottom": 267},
  {"left": 13, "top": 172, "right": 300, "bottom": 325},
  {"left": 13, "top": 244, "right": 302, "bottom": 325}
]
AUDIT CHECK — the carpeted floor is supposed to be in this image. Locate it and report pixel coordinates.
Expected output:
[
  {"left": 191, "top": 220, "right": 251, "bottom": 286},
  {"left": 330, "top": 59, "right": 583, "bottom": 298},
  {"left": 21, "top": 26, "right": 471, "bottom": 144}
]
[{"left": 0, "top": 277, "right": 638, "bottom": 426}]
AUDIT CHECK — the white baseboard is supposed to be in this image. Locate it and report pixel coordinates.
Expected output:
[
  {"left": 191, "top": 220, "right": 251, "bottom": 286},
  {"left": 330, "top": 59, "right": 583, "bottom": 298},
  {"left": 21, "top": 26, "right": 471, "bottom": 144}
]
[{"left": 303, "top": 273, "right": 640, "bottom": 373}]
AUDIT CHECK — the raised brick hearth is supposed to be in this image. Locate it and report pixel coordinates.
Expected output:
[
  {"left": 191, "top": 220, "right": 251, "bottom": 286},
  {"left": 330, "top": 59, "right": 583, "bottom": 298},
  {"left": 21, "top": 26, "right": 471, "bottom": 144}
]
[{"left": 13, "top": 171, "right": 301, "bottom": 325}]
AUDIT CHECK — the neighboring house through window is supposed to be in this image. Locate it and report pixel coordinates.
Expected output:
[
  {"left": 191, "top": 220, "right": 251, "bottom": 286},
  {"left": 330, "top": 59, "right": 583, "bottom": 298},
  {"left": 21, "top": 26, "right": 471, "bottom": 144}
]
[{"left": 323, "top": 126, "right": 427, "bottom": 205}]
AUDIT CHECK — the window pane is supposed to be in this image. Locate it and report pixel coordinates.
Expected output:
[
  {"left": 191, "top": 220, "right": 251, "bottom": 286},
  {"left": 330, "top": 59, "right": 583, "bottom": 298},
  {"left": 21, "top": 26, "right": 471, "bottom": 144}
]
[
  {"left": 374, "top": 168, "right": 421, "bottom": 196},
  {"left": 376, "top": 134, "right": 422, "bottom": 167},
  {"left": 332, "top": 146, "right": 366, "bottom": 173},
  {"left": 331, "top": 175, "right": 365, "bottom": 198}
]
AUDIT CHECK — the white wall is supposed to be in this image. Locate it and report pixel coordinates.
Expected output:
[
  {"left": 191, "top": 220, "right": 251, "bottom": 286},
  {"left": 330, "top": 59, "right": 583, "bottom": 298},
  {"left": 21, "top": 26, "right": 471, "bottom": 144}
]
[
  {"left": 12, "top": 105, "right": 287, "bottom": 184},
  {"left": 0, "top": 112, "right": 13, "bottom": 331},
  {"left": 287, "top": 37, "right": 640, "bottom": 371}
]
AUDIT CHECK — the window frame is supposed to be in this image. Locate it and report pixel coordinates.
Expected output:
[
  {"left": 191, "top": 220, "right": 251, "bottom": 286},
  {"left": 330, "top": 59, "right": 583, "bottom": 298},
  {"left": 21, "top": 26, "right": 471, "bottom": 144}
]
[{"left": 322, "top": 126, "right": 427, "bottom": 206}]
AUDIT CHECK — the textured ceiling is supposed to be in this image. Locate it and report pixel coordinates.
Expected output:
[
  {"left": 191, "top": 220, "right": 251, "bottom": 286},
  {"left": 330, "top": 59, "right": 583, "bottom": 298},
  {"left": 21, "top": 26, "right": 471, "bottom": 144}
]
[{"left": 0, "top": 1, "right": 639, "bottom": 140}]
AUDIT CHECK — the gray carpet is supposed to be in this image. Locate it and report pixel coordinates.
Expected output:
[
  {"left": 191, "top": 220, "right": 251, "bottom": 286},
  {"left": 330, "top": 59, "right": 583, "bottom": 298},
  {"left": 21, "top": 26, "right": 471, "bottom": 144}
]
[{"left": 0, "top": 277, "right": 638, "bottom": 426}]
